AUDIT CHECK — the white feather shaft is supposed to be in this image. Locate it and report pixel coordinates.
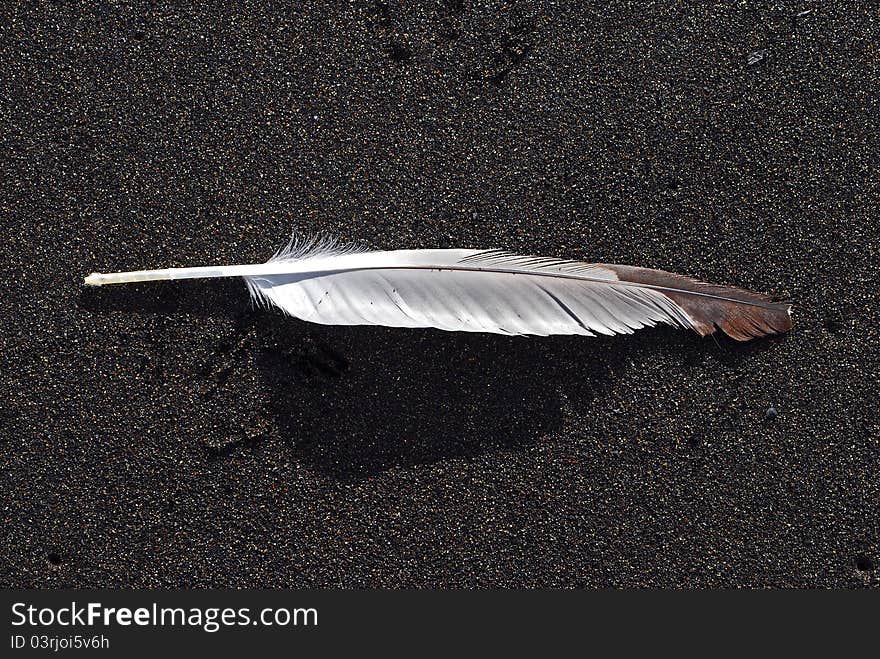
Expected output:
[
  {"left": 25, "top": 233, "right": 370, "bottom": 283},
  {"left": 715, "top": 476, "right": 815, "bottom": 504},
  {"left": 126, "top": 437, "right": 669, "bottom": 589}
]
[{"left": 85, "top": 266, "right": 242, "bottom": 286}]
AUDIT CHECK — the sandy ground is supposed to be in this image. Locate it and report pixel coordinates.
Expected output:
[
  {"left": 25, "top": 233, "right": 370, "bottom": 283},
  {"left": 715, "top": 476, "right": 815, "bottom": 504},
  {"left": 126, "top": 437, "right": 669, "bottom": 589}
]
[{"left": 1, "top": 2, "right": 877, "bottom": 587}]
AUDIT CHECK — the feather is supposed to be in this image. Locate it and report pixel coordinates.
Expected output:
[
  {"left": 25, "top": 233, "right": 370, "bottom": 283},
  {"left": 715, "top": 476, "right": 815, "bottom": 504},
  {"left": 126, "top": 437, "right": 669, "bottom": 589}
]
[{"left": 84, "top": 235, "right": 792, "bottom": 341}]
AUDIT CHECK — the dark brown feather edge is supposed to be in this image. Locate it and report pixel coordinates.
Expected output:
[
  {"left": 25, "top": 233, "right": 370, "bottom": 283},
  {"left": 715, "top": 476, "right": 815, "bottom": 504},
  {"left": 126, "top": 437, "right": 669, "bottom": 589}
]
[{"left": 605, "top": 265, "right": 792, "bottom": 341}]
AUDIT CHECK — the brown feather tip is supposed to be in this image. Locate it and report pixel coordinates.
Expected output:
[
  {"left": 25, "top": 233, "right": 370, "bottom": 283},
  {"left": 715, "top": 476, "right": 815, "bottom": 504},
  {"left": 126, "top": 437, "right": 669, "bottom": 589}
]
[{"left": 607, "top": 265, "right": 792, "bottom": 341}]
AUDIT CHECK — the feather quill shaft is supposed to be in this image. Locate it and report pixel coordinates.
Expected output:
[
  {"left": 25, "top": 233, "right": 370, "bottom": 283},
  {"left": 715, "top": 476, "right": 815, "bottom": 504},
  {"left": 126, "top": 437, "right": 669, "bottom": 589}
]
[{"left": 84, "top": 238, "right": 792, "bottom": 341}]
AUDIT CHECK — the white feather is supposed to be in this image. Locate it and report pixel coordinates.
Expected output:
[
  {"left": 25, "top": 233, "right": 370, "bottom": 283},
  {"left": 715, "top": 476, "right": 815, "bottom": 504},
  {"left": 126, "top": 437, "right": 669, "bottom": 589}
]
[{"left": 84, "top": 235, "right": 791, "bottom": 340}]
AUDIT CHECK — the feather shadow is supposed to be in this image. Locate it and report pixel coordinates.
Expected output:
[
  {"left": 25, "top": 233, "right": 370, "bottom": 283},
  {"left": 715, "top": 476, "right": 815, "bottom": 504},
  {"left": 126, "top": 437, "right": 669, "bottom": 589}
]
[
  {"left": 247, "top": 320, "right": 777, "bottom": 481},
  {"left": 252, "top": 323, "right": 609, "bottom": 480},
  {"left": 77, "top": 279, "right": 246, "bottom": 318},
  {"left": 81, "top": 282, "right": 784, "bottom": 480}
]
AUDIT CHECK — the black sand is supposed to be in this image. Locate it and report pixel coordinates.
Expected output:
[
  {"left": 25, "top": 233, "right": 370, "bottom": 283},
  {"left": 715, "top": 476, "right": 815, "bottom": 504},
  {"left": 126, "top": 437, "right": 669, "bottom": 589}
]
[{"left": 2, "top": 2, "right": 877, "bottom": 587}]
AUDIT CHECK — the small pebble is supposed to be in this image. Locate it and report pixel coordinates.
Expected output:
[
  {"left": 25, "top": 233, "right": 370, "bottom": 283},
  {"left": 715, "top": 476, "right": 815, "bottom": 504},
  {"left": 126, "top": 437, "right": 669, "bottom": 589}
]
[{"left": 747, "top": 49, "right": 769, "bottom": 66}]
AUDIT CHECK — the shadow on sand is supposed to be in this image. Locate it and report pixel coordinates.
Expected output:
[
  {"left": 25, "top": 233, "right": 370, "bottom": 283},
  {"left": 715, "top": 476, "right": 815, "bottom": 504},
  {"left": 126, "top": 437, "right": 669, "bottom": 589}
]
[{"left": 79, "top": 280, "right": 786, "bottom": 481}]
